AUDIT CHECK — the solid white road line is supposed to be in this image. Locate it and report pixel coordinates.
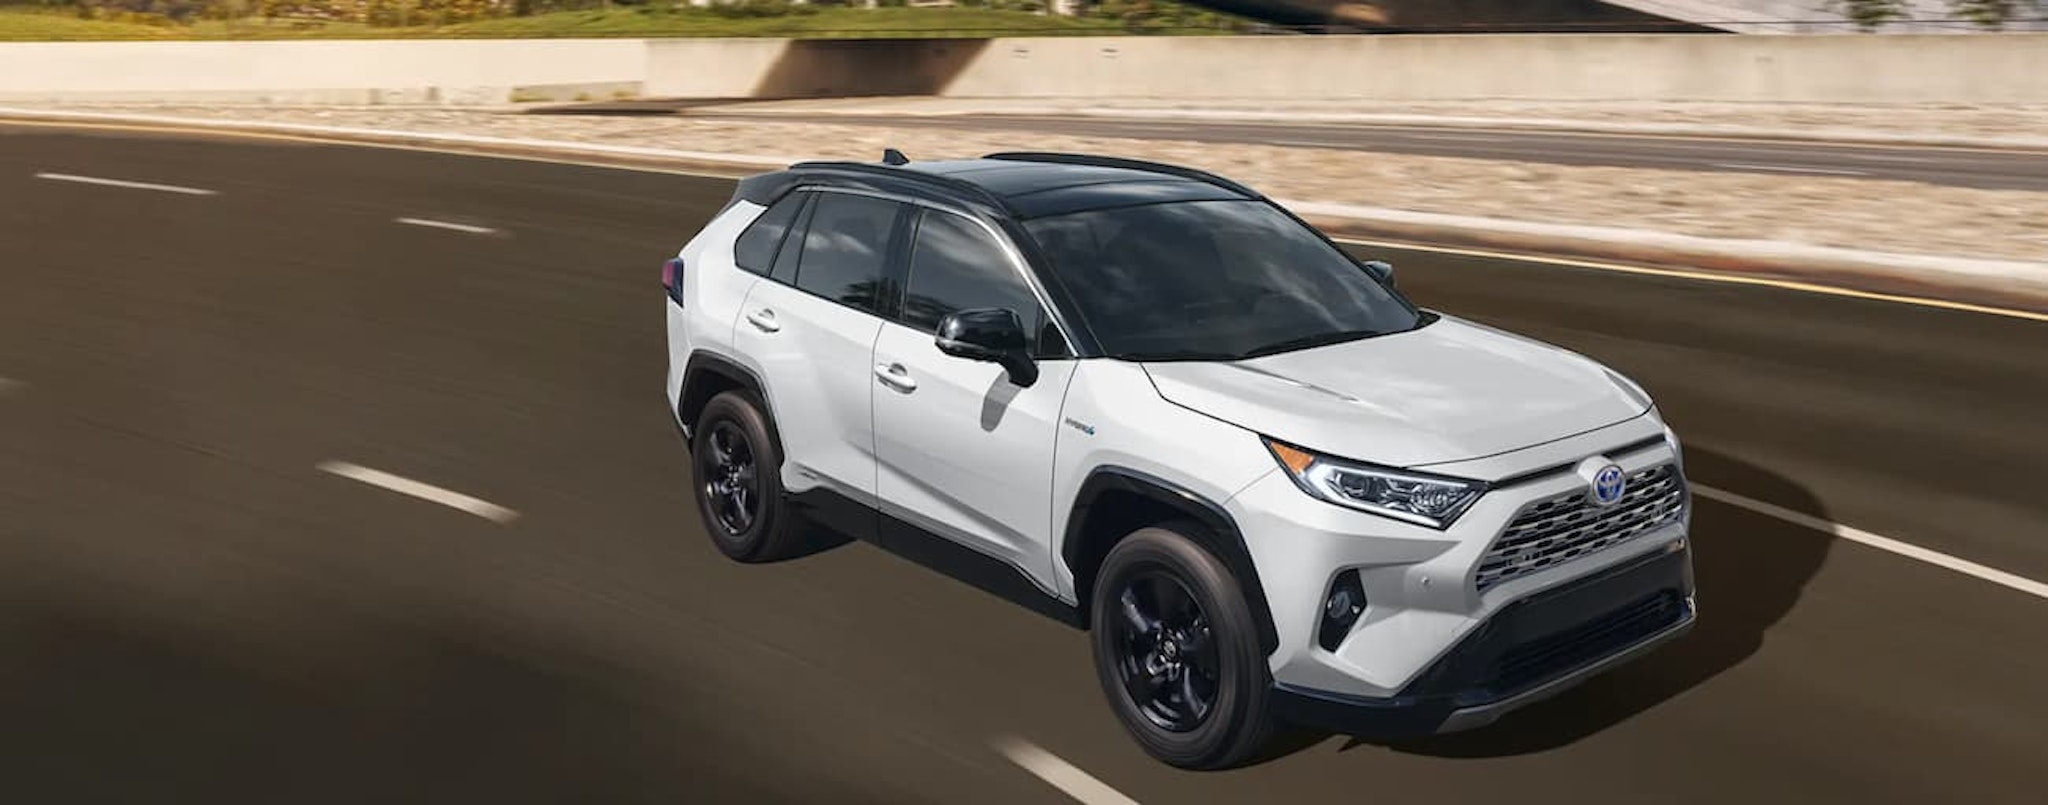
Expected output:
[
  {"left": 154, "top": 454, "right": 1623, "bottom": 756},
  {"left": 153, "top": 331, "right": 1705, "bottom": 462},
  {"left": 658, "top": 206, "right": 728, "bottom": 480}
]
[
  {"left": 993, "top": 737, "right": 1141, "bottom": 805},
  {"left": 395, "top": 217, "right": 499, "bottom": 235},
  {"left": 1712, "top": 163, "right": 1869, "bottom": 177},
  {"left": 1843, "top": 153, "right": 1936, "bottom": 165},
  {"left": 316, "top": 460, "right": 519, "bottom": 523},
  {"left": 1694, "top": 485, "right": 2048, "bottom": 601},
  {"left": 34, "top": 171, "right": 217, "bottom": 195},
  {"left": 1403, "top": 132, "right": 1511, "bottom": 143}
]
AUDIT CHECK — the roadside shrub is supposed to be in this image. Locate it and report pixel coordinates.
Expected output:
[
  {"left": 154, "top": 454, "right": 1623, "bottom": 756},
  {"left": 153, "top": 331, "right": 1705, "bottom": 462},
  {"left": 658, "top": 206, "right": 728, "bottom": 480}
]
[{"left": 706, "top": 0, "right": 810, "bottom": 18}]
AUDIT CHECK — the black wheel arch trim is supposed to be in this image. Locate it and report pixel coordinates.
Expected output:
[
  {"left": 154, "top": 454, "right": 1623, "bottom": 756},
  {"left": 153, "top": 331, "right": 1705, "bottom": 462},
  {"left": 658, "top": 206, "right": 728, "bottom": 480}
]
[
  {"left": 679, "top": 351, "right": 785, "bottom": 458},
  {"left": 1062, "top": 466, "right": 1281, "bottom": 656}
]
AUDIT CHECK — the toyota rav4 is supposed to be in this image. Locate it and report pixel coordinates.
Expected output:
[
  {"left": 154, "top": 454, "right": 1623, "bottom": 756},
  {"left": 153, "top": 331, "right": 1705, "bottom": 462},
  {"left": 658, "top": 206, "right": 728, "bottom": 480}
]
[{"left": 662, "top": 150, "right": 1697, "bottom": 769}]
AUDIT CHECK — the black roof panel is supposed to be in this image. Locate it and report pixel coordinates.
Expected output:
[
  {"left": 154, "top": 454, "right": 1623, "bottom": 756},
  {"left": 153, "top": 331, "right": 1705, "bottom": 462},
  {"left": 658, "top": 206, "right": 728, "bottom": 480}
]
[
  {"left": 765, "top": 154, "right": 1260, "bottom": 220},
  {"left": 892, "top": 157, "right": 1254, "bottom": 218},
  {"left": 1003, "top": 178, "right": 1246, "bottom": 219}
]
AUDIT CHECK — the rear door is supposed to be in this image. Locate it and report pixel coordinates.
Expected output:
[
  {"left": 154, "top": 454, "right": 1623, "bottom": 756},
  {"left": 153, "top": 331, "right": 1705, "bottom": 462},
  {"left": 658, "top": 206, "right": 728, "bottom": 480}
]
[{"left": 731, "top": 190, "right": 910, "bottom": 536}]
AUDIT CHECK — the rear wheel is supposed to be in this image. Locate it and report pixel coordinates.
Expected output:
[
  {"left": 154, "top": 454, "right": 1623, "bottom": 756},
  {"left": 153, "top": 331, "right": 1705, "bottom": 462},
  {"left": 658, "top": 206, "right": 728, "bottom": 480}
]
[
  {"left": 1090, "top": 524, "right": 1275, "bottom": 770},
  {"left": 691, "top": 391, "right": 799, "bottom": 562}
]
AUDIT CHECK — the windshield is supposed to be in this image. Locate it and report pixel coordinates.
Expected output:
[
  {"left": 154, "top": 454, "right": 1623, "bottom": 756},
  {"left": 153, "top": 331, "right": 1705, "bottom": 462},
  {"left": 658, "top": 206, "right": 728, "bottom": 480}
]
[{"left": 1022, "top": 200, "right": 1425, "bottom": 361}]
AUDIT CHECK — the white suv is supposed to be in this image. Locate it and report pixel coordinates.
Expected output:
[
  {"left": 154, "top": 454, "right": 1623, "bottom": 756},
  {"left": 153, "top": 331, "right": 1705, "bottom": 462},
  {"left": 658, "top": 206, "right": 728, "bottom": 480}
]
[{"left": 663, "top": 151, "right": 1697, "bottom": 769}]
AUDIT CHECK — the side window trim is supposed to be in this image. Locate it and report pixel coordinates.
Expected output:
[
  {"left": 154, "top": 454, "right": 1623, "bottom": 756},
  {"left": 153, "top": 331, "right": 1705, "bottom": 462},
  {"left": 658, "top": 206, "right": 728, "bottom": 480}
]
[
  {"left": 767, "top": 190, "right": 816, "bottom": 286},
  {"left": 879, "top": 200, "right": 918, "bottom": 323}
]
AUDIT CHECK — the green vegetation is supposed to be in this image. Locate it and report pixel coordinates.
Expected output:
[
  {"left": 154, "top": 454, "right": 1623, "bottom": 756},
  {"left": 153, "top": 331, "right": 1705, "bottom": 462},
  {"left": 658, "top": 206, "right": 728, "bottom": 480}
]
[
  {"left": 1946, "top": 0, "right": 2042, "bottom": 30},
  {"left": 0, "top": 1, "right": 1254, "bottom": 41},
  {"left": 1828, "top": 0, "right": 2043, "bottom": 30}
]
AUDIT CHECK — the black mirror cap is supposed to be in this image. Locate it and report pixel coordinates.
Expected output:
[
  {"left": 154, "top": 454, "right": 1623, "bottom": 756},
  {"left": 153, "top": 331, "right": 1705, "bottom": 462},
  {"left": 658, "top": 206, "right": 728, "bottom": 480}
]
[
  {"left": 936, "top": 308, "right": 1039, "bottom": 387},
  {"left": 1362, "top": 260, "right": 1394, "bottom": 284},
  {"left": 937, "top": 308, "right": 1029, "bottom": 354}
]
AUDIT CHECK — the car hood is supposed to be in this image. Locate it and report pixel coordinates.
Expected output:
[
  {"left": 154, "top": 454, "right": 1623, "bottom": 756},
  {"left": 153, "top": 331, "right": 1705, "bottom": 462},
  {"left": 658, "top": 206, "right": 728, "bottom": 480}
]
[{"left": 1141, "top": 315, "right": 1649, "bottom": 469}]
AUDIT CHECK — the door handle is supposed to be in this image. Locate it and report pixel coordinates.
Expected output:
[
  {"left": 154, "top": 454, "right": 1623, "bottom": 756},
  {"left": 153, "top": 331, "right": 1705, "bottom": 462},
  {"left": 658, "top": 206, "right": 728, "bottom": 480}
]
[
  {"left": 745, "top": 308, "right": 780, "bottom": 333},
  {"left": 873, "top": 362, "right": 917, "bottom": 392}
]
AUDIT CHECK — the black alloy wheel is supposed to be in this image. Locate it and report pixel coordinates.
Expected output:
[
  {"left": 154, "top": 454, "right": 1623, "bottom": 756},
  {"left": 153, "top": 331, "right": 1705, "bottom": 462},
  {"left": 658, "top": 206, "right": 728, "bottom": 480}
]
[
  {"left": 690, "top": 390, "right": 797, "bottom": 563},
  {"left": 1090, "top": 524, "right": 1276, "bottom": 770},
  {"left": 1111, "top": 571, "right": 1222, "bottom": 732},
  {"left": 700, "top": 421, "right": 759, "bottom": 536}
]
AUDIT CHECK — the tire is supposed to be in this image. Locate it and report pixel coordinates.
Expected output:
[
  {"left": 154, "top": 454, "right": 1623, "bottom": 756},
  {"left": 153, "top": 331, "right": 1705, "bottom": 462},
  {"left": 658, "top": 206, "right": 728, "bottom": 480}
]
[
  {"left": 690, "top": 390, "right": 799, "bottom": 563},
  {"left": 1089, "top": 523, "right": 1276, "bottom": 770}
]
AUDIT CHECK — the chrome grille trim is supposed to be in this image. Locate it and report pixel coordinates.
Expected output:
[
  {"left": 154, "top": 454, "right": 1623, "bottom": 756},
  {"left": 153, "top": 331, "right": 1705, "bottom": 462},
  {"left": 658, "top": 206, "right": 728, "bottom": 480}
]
[{"left": 1474, "top": 463, "right": 1687, "bottom": 594}]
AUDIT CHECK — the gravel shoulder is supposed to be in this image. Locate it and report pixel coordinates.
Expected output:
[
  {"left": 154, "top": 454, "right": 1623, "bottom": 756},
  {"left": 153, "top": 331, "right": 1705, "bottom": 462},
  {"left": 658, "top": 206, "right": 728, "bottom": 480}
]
[
  {"left": 683, "top": 97, "right": 2048, "bottom": 145},
  {"left": 18, "top": 102, "right": 2048, "bottom": 264}
]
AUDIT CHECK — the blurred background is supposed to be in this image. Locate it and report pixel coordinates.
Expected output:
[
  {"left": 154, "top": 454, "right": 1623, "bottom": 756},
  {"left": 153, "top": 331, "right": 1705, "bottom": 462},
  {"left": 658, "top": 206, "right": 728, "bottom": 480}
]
[{"left": 2, "top": 1, "right": 2044, "bottom": 803}]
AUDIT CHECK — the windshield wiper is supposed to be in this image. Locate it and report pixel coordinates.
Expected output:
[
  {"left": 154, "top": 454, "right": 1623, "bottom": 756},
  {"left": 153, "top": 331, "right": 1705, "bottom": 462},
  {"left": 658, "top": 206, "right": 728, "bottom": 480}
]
[
  {"left": 1113, "top": 349, "right": 1238, "bottom": 362},
  {"left": 1235, "top": 328, "right": 1389, "bottom": 360}
]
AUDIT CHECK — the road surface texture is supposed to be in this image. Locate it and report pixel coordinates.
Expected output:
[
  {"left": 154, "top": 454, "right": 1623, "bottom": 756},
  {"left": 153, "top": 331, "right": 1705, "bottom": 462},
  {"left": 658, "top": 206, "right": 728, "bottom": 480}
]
[
  {"left": 1, "top": 123, "right": 2042, "bottom": 805},
  {"left": 667, "top": 110, "right": 2048, "bottom": 192}
]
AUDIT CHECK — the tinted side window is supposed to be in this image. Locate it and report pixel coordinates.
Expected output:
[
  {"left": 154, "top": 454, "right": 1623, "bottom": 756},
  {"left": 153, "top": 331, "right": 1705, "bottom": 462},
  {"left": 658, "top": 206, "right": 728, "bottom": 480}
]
[
  {"left": 902, "top": 211, "right": 1053, "bottom": 352},
  {"left": 733, "top": 193, "right": 805, "bottom": 275},
  {"left": 793, "top": 192, "right": 901, "bottom": 315}
]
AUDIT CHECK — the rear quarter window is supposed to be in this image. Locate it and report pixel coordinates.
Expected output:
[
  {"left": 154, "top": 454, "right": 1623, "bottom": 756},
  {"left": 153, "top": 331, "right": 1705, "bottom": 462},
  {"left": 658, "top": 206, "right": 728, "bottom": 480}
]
[{"left": 732, "top": 193, "right": 806, "bottom": 275}]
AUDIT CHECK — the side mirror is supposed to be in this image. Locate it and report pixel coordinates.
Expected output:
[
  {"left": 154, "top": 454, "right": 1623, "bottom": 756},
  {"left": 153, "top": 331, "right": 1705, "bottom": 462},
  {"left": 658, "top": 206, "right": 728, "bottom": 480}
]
[
  {"left": 936, "top": 308, "right": 1038, "bottom": 388},
  {"left": 1362, "top": 260, "right": 1395, "bottom": 285}
]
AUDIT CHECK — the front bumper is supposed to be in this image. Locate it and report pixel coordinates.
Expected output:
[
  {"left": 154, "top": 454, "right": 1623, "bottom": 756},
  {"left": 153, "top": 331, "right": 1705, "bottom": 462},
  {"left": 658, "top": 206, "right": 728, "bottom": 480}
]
[{"left": 1270, "top": 540, "right": 1695, "bottom": 739}]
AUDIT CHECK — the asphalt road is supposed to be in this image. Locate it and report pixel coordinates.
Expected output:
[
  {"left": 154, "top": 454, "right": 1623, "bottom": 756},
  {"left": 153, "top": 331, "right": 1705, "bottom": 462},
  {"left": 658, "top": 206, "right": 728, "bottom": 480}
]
[
  {"left": 675, "top": 111, "right": 2048, "bottom": 191},
  {"left": 2, "top": 123, "right": 2043, "bottom": 805}
]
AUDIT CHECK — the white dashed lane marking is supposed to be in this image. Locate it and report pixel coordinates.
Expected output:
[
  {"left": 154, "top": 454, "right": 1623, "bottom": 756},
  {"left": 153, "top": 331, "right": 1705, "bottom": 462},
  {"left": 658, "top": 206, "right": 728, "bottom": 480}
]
[
  {"left": 395, "top": 217, "right": 499, "bottom": 235},
  {"left": 994, "top": 736, "right": 1141, "bottom": 805},
  {"left": 1694, "top": 484, "right": 2048, "bottom": 601},
  {"left": 316, "top": 460, "right": 519, "bottom": 523},
  {"left": 35, "top": 171, "right": 217, "bottom": 195}
]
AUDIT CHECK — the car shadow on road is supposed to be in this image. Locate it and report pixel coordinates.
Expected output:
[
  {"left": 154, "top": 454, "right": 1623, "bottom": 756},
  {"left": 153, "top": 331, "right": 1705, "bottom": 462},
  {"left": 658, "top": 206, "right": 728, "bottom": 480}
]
[
  {"left": 1309, "top": 445, "right": 1836, "bottom": 760},
  {"left": 0, "top": 577, "right": 902, "bottom": 805}
]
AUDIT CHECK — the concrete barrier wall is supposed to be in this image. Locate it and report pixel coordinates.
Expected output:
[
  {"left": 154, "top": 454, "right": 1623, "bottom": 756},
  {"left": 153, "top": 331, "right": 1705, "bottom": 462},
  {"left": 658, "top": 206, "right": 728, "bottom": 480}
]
[
  {"left": 644, "top": 38, "right": 995, "bottom": 100},
  {"left": 5, "top": 34, "right": 2046, "bottom": 106},
  {"left": 643, "top": 38, "right": 788, "bottom": 99},
  {"left": 0, "top": 39, "right": 647, "bottom": 104}
]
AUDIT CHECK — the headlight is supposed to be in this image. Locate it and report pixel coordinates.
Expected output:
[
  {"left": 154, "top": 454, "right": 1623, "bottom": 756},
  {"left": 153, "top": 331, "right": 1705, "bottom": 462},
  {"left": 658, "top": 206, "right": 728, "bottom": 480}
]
[{"left": 1263, "top": 438, "right": 1487, "bottom": 530}]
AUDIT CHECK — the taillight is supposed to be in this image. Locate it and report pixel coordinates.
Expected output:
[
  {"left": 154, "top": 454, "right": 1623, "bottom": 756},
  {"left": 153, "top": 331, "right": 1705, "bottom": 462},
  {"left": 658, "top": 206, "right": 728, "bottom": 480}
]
[{"left": 662, "top": 257, "right": 685, "bottom": 306}]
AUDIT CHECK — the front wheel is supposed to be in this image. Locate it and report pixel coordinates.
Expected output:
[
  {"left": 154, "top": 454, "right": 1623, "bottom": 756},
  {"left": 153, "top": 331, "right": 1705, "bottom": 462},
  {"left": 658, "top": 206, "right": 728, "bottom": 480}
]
[{"left": 1089, "top": 524, "right": 1275, "bottom": 770}]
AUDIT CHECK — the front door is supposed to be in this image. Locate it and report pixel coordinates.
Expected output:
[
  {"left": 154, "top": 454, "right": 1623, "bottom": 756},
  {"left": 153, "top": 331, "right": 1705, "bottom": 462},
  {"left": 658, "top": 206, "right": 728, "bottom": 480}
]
[{"left": 870, "top": 208, "right": 1074, "bottom": 587}]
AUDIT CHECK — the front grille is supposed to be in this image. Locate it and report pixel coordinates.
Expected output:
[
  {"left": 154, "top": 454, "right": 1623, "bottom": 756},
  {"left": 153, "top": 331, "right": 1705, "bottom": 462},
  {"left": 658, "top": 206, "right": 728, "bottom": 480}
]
[
  {"left": 1488, "top": 590, "right": 1686, "bottom": 694},
  {"left": 1474, "top": 464, "right": 1686, "bottom": 593}
]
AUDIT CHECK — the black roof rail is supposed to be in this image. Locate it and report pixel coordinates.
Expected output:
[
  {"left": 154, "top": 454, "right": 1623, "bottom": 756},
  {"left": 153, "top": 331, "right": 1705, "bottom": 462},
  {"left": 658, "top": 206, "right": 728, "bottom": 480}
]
[
  {"left": 786, "top": 159, "right": 1017, "bottom": 216},
  {"left": 980, "top": 151, "right": 1262, "bottom": 199}
]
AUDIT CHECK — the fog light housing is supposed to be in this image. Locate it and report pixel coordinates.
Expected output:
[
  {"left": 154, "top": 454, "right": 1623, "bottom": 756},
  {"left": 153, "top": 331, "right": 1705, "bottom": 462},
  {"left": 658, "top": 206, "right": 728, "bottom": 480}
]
[{"left": 1317, "top": 570, "right": 1366, "bottom": 652}]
